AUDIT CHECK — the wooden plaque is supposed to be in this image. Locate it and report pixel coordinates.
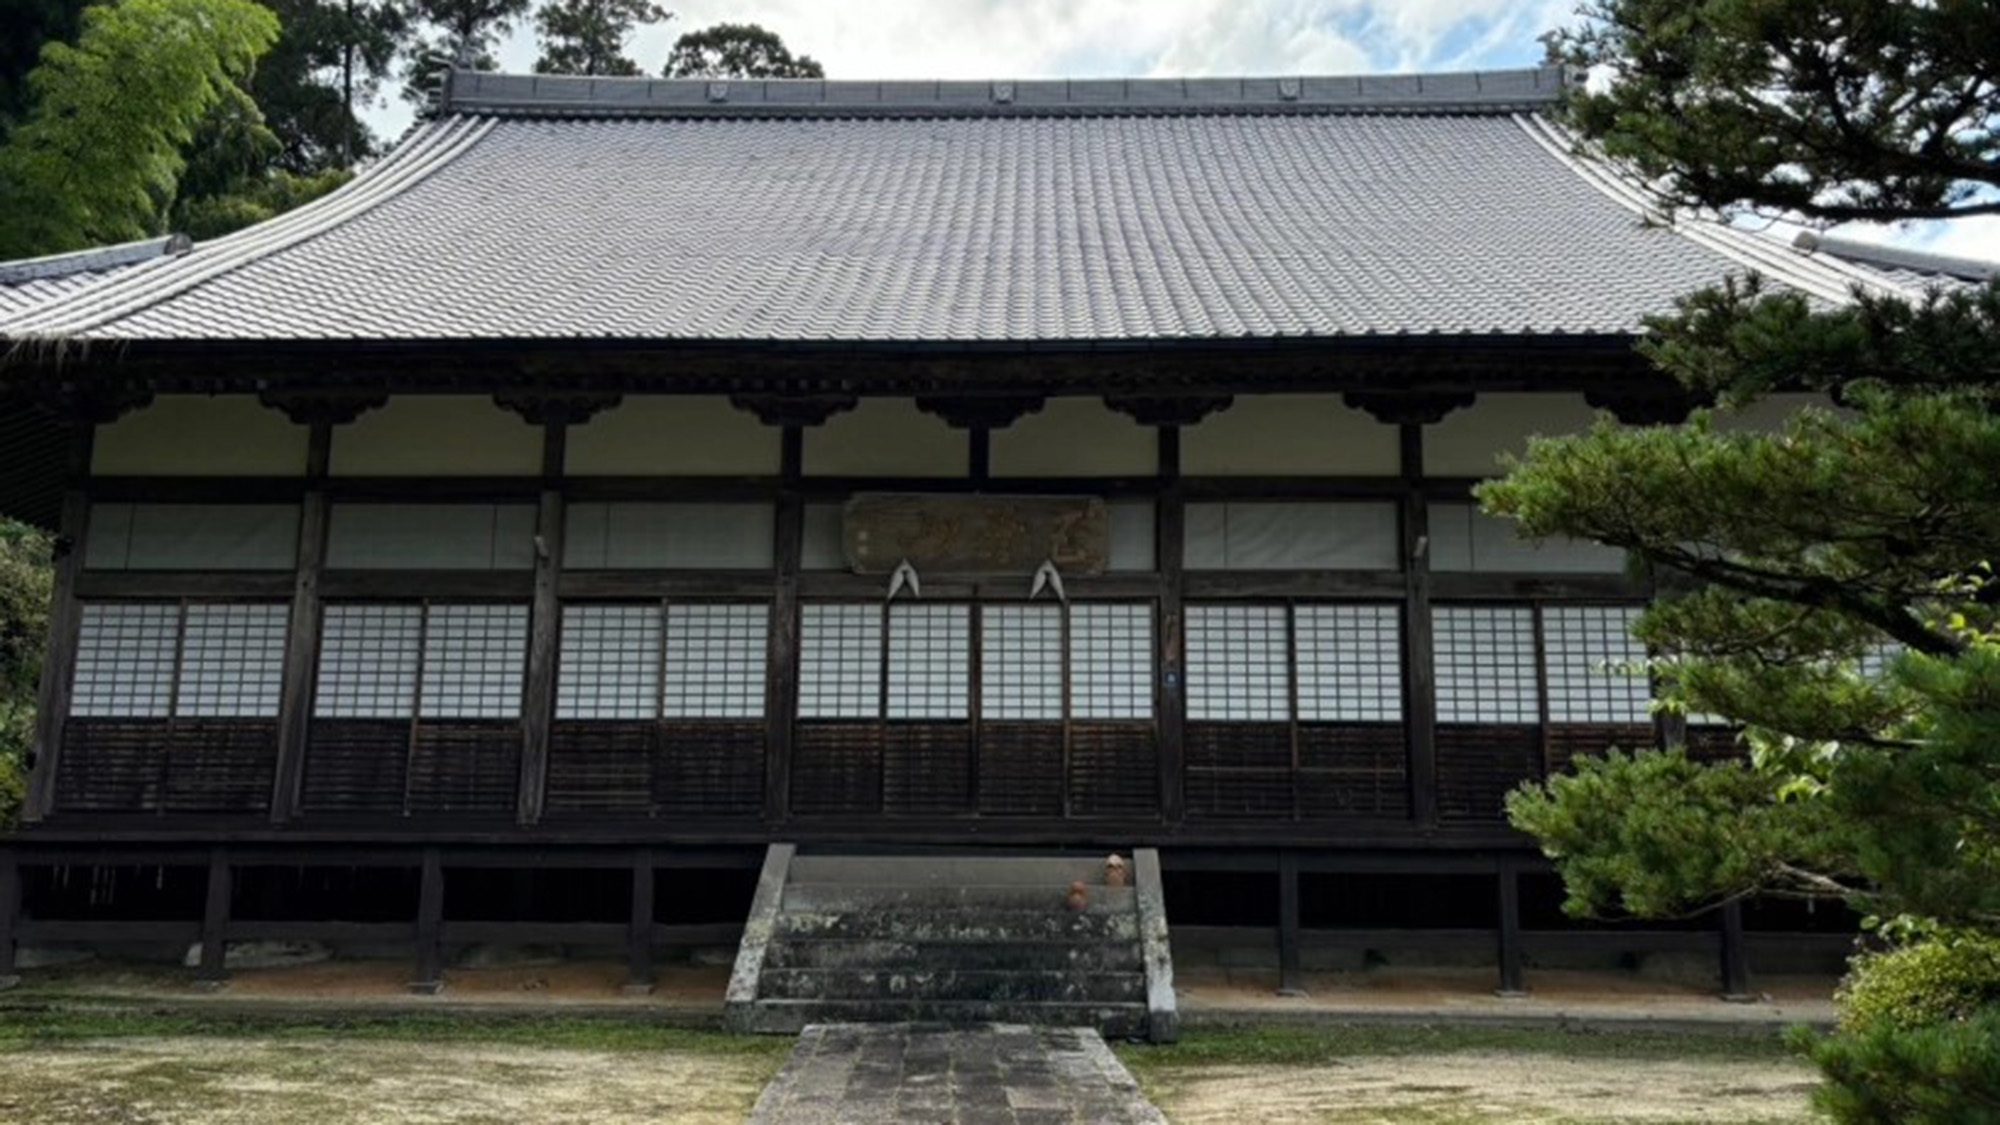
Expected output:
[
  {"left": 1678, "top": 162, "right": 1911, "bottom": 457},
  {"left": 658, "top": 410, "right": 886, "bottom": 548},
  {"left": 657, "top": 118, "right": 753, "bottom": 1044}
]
[{"left": 843, "top": 494, "right": 1109, "bottom": 575}]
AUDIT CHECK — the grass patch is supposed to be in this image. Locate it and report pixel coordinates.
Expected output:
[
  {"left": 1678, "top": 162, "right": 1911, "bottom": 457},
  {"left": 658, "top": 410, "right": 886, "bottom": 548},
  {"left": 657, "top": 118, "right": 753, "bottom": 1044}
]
[
  {"left": 0, "top": 1005, "right": 789, "bottom": 1057},
  {"left": 1116, "top": 1023, "right": 1802, "bottom": 1075}
]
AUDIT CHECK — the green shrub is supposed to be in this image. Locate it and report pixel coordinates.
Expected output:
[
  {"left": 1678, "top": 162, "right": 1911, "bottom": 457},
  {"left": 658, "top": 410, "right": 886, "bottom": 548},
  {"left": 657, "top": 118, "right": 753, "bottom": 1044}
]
[
  {"left": 0, "top": 750, "right": 20, "bottom": 830},
  {"left": 1839, "top": 933, "right": 2000, "bottom": 1034},
  {"left": 1800, "top": 1006, "right": 2000, "bottom": 1124}
]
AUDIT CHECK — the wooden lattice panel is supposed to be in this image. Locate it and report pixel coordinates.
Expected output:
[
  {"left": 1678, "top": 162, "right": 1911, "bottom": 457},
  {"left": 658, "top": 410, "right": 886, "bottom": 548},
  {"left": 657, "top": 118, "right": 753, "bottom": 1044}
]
[
  {"left": 882, "top": 723, "right": 973, "bottom": 814},
  {"left": 1068, "top": 724, "right": 1158, "bottom": 818},
  {"left": 161, "top": 720, "right": 278, "bottom": 813},
  {"left": 1545, "top": 723, "right": 1656, "bottom": 775},
  {"left": 655, "top": 722, "right": 764, "bottom": 817},
  {"left": 405, "top": 723, "right": 521, "bottom": 816},
  {"left": 1186, "top": 722, "right": 1293, "bottom": 819},
  {"left": 546, "top": 722, "right": 655, "bottom": 816},
  {"left": 976, "top": 723, "right": 1064, "bottom": 817},
  {"left": 792, "top": 722, "right": 883, "bottom": 815},
  {"left": 55, "top": 721, "right": 168, "bottom": 811},
  {"left": 1435, "top": 724, "right": 1543, "bottom": 822},
  {"left": 300, "top": 720, "right": 412, "bottom": 813},
  {"left": 1297, "top": 723, "right": 1408, "bottom": 819}
]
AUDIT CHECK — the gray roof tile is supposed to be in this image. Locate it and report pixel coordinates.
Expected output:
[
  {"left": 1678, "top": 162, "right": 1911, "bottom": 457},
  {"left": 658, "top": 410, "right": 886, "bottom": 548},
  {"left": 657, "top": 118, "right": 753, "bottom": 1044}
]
[{"left": 0, "top": 66, "right": 1951, "bottom": 344}]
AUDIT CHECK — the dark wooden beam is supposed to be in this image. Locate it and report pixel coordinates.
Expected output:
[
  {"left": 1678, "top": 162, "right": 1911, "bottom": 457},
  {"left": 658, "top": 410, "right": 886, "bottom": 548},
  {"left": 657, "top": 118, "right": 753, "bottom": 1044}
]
[
  {"left": 1719, "top": 900, "right": 1753, "bottom": 1001},
  {"left": 626, "top": 849, "right": 655, "bottom": 993},
  {"left": 518, "top": 423, "right": 567, "bottom": 826},
  {"left": 1400, "top": 424, "right": 1439, "bottom": 828},
  {"left": 1496, "top": 859, "right": 1526, "bottom": 996},
  {"left": 0, "top": 850, "right": 19, "bottom": 988},
  {"left": 1157, "top": 427, "right": 1186, "bottom": 825},
  {"left": 23, "top": 424, "right": 93, "bottom": 823},
  {"left": 412, "top": 847, "right": 445, "bottom": 994},
  {"left": 197, "top": 848, "right": 232, "bottom": 986},
  {"left": 1277, "top": 850, "right": 1304, "bottom": 996},
  {"left": 269, "top": 422, "right": 332, "bottom": 823},
  {"left": 765, "top": 428, "right": 804, "bottom": 825}
]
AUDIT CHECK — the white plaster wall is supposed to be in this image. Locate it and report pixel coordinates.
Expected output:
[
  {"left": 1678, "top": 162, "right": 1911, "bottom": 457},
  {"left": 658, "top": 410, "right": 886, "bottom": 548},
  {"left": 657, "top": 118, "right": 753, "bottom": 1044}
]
[
  {"left": 566, "top": 396, "right": 780, "bottom": 475},
  {"left": 990, "top": 397, "right": 1155, "bottom": 477},
  {"left": 92, "top": 396, "right": 307, "bottom": 476},
  {"left": 805, "top": 399, "right": 966, "bottom": 477},
  {"left": 331, "top": 396, "right": 542, "bottom": 476},
  {"left": 1183, "top": 395, "right": 1397, "bottom": 476},
  {"left": 1422, "top": 393, "right": 1604, "bottom": 478}
]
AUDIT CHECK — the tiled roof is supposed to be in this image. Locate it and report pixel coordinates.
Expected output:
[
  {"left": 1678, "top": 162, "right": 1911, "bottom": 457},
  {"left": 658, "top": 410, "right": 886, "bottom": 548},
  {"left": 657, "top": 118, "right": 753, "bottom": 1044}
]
[
  {"left": 0, "top": 66, "right": 1956, "bottom": 345},
  {"left": 1790, "top": 230, "right": 1991, "bottom": 295},
  {"left": 0, "top": 234, "right": 189, "bottom": 317}
]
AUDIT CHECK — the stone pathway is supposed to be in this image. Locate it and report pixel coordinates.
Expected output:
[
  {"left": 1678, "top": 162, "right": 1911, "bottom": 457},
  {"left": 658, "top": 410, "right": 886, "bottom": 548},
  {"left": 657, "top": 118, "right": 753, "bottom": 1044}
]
[{"left": 746, "top": 1023, "right": 1168, "bottom": 1125}]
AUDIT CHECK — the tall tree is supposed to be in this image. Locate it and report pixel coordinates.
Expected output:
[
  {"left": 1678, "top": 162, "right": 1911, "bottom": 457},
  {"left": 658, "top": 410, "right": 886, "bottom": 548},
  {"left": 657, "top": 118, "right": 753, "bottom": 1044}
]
[
  {"left": 661, "top": 22, "right": 822, "bottom": 80},
  {"left": 252, "top": 0, "right": 411, "bottom": 170},
  {"left": 402, "top": 0, "right": 531, "bottom": 102},
  {"left": 0, "top": 519, "right": 50, "bottom": 829},
  {"left": 0, "top": 0, "right": 89, "bottom": 141},
  {"left": 1503, "top": 1, "right": 2000, "bottom": 1117},
  {"left": 535, "top": 0, "right": 669, "bottom": 77},
  {"left": 0, "top": 0, "right": 281, "bottom": 258}
]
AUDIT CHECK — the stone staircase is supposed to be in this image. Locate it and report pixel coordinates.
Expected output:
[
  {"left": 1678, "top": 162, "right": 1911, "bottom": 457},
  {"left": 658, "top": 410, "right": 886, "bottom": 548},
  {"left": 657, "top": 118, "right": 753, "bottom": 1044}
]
[{"left": 725, "top": 848, "right": 1176, "bottom": 1041}]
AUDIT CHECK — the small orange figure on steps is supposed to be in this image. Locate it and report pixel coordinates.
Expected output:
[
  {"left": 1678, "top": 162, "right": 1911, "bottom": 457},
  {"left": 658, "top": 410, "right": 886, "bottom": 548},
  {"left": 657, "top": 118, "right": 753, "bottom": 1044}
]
[{"left": 1066, "top": 880, "right": 1089, "bottom": 911}]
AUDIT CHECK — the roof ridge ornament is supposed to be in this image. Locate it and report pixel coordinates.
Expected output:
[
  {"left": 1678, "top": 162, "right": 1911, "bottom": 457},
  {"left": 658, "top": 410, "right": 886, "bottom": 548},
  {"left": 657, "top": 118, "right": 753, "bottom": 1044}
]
[
  {"left": 707, "top": 81, "right": 729, "bottom": 103},
  {"left": 1278, "top": 79, "right": 1301, "bottom": 101}
]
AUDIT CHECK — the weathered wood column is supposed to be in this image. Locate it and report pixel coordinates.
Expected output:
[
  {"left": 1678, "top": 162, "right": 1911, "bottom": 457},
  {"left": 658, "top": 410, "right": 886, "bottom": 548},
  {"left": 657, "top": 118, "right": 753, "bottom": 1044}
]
[
  {"left": 0, "top": 850, "right": 20, "bottom": 989},
  {"left": 1719, "top": 899, "right": 1753, "bottom": 1001},
  {"left": 197, "top": 847, "right": 233, "bottom": 986},
  {"left": 496, "top": 393, "right": 617, "bottom": 826},
  {"left": 24, "top": 389, "right": 149, "bottom": 823},
  {"left": 262, "top": 392, "right": 385, "bottom": 823},
  {"left": 1496, "top": 858, "right": 1527, "bottom": 996},
  {"left": 412, "top": 847, "right": 445, "bottom": 994},
  {"left": 1277, "top": 850, "right": 1305, "bottom": 995},
  {"left": 1106, "top": 396, "right": 1229, "bottom": 827},
  {"left": 627, "top": 848, "right": 655, "bottom": 993},
  {"left": 1345, "top": 393, "right": 1470, "bottom": 829},
  {"left": 731, "top": 395, "right": 857, "bottom": 825}
]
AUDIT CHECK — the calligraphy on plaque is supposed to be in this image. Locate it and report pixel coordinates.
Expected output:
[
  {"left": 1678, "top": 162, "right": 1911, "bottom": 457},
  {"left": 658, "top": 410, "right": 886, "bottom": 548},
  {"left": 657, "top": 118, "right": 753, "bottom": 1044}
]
[{"left": 843, "top": 494, "right": 1109, "bottom": 575}]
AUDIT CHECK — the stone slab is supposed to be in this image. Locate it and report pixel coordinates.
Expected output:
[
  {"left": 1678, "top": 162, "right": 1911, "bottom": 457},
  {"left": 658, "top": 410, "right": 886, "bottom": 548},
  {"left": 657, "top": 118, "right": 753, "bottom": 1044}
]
[{"left": 747, "top": 1023, "right": 1167, "bottom": 1125}]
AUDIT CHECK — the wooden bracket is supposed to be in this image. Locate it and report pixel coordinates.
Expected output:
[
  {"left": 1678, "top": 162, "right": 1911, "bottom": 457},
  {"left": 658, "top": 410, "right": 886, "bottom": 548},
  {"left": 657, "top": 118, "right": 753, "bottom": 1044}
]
[
  {"left": 492, "top": 391, "right": 623, "bottom": 427},
  {"left": 259, "top": 389, "right": 389, "bottom": 427},
  {"left": 1584, "top": 389, "right": 1709, "bottom": 425},
  {"left": 729, "top": 393, "right": 859, "bottom": 428},
  {"left": 1102, "top": 394, "right": 1232, "bottom": 428},
  {"left": 1341, "top": 391, "right": 1473, "bottom": 427},
  {"left": 914, "top": 394, "right": 1046, "bottom": 430}
]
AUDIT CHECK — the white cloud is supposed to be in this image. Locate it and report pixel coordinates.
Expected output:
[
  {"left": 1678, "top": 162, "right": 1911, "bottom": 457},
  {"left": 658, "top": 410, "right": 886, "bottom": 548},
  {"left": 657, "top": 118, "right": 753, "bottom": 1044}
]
[{"left": 369, "top": 0, "right": 1559, "bottom": 138}]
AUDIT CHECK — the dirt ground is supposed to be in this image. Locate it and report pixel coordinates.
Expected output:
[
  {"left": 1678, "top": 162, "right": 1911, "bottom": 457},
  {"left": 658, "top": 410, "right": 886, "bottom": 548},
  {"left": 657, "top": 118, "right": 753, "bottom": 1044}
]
[
  {"left": 0, "top": 1036, "right": 782, "bottom": 1125},
  {"left": 1140, "top": 1052, "right": 1820, "bottom": 1125}
]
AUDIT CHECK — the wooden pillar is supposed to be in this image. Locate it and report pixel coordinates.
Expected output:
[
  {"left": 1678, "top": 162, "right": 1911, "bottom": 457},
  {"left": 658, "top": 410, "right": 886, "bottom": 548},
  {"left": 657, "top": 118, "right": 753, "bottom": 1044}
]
[
  {"left": 1719, "top": 899, "right": 1753, "bottom": 1001},
  {"left": 1496, "top": 859, "right": 1526, "bottom": 996},
  {"left": 0, "top": 850, "right": 20, "bottom": 988},
  {"left": 1277, "top": 851, "right": 1304, "bottom": 996},
  {"left": 197, "top": 848, "right": 232, "bottom": 986},
  {"left": 1157, "top": 426, "right": 1187, "bottom": 824},
  {"left": 23, "top": 424, "right": 95, "bottom": 823},
  {"left": 518, "top": 423, "right": 567, "bottom": 825},
  {"left": 766, "top": 427, "right": 804, "bottom": 824},
  {"left": 270, "top": 422, "right": 332, "bottom": 822},
  {"left": 412, "top": 848, "right": 445, "bottom": 994},
  {"left": 626, "top": 849, "right": 655, "bottom": 993},
  {"left": 1400, "top": 423, "right": 1440, "bottom": 827}
]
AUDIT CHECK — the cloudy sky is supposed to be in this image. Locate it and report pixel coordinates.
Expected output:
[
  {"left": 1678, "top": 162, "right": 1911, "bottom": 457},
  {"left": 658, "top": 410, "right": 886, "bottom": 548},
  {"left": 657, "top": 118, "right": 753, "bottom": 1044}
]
[{"left": 368, "top": 0, "right": 1998, "bottom": 261}]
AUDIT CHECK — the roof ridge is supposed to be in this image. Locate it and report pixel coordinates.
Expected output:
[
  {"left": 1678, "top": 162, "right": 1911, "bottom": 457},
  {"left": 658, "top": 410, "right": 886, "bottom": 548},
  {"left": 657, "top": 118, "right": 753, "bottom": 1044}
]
[
  {"left": 441, "top": 64, "right": 1572, "bottom": 120},
  {"left": 1795, "top": 230, "right": 1996, "bottom": 283},
  {"left": 1513, "top": 115, "right": 1905, "bottom": 305},
  {"left": 2, "top": 117, "right": 494, "bottom": 341},
  {"left": 0, "top": 234, "right": 189, "bottom": 285}
]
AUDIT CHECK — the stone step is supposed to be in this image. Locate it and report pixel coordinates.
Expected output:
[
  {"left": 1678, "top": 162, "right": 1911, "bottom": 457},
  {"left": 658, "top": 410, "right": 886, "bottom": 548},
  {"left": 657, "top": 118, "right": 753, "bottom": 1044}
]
[
  {"left": 788, "top": 855, "right": 1124, "bottom": 887},
  {"left": 762, "top": 938, "right": 1144, "bottom": 974},
  {"left": 774, "top": 908, "right": 1140, "bottom": 943},
  {"left": 740, "top": 998, "right": 1150, "bottom": 1039},
  {"left": 759, "top": 967, "right": 1146, "bottom": 1004},
  {"left": 782, "top": 883, "right": 1136, "bottom": 914}
]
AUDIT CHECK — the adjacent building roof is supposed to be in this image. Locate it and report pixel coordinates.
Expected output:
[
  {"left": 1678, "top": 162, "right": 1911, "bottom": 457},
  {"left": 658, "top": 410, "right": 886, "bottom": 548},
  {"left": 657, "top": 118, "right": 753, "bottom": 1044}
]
[
  {"left": 0, "top": 234, "right": 190, "bottom": 318},
  {"left": 0, "top": 64, "right": 1946, "bottom": 347}
]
